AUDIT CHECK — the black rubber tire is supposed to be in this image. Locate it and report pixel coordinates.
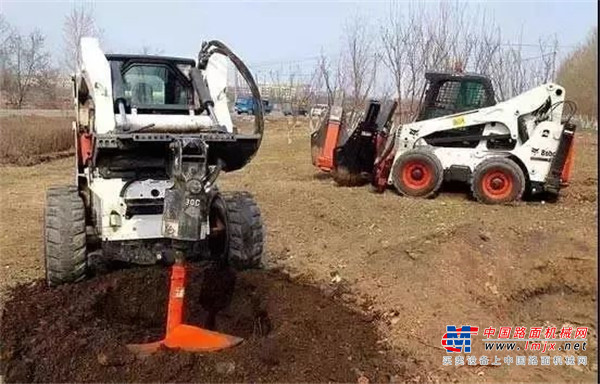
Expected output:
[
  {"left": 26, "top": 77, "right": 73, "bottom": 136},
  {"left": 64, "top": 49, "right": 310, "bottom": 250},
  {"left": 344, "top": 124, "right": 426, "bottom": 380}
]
[
  {"left": 44, "top": 186, "right": 87, "bottom": 286},
  {"left": 391, "top": 148, "right": 444, "bottom": 198},
  {"left": 472, "top": 157, "right": 526, "bottom": 204},
  {"left": 222, "top": 191, "right": 264, "bottom": 270}
]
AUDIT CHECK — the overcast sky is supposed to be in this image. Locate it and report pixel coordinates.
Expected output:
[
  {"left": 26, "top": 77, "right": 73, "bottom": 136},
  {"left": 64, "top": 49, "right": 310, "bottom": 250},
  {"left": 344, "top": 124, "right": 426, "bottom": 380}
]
[{"left": 2, "top": 0, "right": 598, "bottom": 75}]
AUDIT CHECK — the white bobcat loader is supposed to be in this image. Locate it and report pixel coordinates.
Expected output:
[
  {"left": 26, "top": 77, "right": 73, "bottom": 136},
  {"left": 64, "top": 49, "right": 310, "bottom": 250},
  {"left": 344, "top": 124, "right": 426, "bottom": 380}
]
[
  {"left": 44, "top": 38, "right": 265, "bottom": 353},
  {"left": 313, "top": 71, "right": 577, "bottom": 204},
  {"left": 383, "top": 73, "right": 577, "bottom": 203}
]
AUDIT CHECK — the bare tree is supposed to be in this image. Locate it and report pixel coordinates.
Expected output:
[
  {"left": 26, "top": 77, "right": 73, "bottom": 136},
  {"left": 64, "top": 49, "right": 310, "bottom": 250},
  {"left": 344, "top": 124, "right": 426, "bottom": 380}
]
[
  {"left": 379, "top": 3, "right": 431, "bottom": 121},
  {"left": 379, "top": 0, "right": 563, "bottom": 120},
  {"left": 340, "top": 16, "right": 378, "bottom": 129},
  {"left": 380, "top": 5, "right": 407, "bottom": 116},
  {"left": 270, "top": 66, "right": 321, "bottom": 143},
  {"left": 344, "top": 16, "right": 376, "bottom": 110},
  {"left": 3, "top": 30, "right": 51, "bottom": 108},
  {"left": 317, "top": 50, "right": 344, "bottom": 107},
  {"left": 557, "top": 28, "right": 597, "bottom": 120},
  {"left": 0, "top": 15, "right": 15, "bottom": 86},
  {"left": 471, "top": 14, "right": 503, "bottom": 75},
  {"left": 0, "top": 15, "right": 13, "bottom": 55},
  {"left": 484, "top": 30, "right": 559, "bottom": 101},
  {"left": 534, "top": 36, "right": 559, "bottom": 83},
  {"left": 63, "top": 4, "right": 101, "bottom": 74}
]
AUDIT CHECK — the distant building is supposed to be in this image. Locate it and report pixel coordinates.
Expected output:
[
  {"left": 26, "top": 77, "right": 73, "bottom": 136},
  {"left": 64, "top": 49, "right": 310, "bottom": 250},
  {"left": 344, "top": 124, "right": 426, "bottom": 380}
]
[{"left": 227, "top": 83, "right": 313, "bottom": 103}]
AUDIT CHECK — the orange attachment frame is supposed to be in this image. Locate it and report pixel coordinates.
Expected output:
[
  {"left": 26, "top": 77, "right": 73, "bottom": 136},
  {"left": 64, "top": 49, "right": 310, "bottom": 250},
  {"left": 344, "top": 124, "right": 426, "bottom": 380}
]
[
  {"left": 316, "top": 120, "right": 341, "bottom": 171},
  {"left": 560, "top": 137, "right": 575, "bottom": 186},
  {"left": 78, "top": 133, "right": 93, "bottom": 165}
]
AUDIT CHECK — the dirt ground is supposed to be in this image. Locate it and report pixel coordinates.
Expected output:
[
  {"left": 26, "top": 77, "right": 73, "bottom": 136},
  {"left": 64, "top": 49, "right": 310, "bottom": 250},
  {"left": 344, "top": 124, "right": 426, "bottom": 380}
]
[
  {"left": 0, "top": 118, "right": 597, "bottom": 383},
  {"left": 1, "top": 265, "right": 402, "bottom": 382}
]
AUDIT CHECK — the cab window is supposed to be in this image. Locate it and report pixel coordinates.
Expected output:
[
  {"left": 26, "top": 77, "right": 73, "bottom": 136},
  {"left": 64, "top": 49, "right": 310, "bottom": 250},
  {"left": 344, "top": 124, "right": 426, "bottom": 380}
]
[
  {"left": 122, "top": 65, "right": 191, "bottom": 106},
  {"left": 435, "top": 80, "right": 487, "bottom": 111}
]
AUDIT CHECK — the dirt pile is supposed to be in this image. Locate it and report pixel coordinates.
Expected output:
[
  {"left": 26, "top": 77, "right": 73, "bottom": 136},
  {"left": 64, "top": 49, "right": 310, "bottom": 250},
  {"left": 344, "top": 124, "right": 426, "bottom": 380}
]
[{"left": 0, "top": 265, "right": 405, "bottom": 383}]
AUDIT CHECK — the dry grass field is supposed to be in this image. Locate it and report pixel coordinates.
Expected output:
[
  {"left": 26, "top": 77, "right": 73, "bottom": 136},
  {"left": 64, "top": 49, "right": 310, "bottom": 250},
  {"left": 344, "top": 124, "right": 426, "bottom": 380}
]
[
  {"left": 0, "top": 116, "right": 597, "bottom": 383},
  {"left": 0, "top": 116, "right": 73, "bottom": 165}
]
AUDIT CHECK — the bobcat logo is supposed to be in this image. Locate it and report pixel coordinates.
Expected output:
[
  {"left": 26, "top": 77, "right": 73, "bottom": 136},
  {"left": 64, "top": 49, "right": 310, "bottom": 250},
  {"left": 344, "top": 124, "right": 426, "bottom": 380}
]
[
  {"left": 531, "top": 148, "right": 539, "bottom": 155},
  {"left": 409, "top": 128, "right": 419, "bottom": 136},
  {"left": 541, "top": 149, "right": 555, "bottom": 157}
]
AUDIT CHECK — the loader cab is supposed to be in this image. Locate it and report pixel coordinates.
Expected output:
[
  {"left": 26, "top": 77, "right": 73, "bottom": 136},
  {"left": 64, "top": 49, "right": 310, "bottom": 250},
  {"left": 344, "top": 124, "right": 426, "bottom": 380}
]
[
  {"left": 106, "top": 54, "right": 198, "bottom": 114},
  {"left": 99, "top": 53, "right": 262, "bottom": 174},
  {"left": 416, "top": 72, "right": 496, "bottom": 121}
]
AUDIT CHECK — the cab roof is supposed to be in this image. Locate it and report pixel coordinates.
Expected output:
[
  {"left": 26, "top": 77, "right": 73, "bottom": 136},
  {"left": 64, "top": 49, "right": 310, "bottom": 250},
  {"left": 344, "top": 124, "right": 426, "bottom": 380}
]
[
  {"left": 425, "top": 71, "right": 491, "bottom": 82},
  {"left": 105, "top": 54, "right": 196, "bottom": 67}
]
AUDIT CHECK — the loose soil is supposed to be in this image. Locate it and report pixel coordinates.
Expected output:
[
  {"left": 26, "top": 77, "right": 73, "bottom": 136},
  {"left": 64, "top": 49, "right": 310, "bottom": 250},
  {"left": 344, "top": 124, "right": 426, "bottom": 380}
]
[
  {"left": 1, "top": 265, "right": 410, "bottom": 383},
  {"left": 0, "top": 117, "right": 597, "bottom": 383}
]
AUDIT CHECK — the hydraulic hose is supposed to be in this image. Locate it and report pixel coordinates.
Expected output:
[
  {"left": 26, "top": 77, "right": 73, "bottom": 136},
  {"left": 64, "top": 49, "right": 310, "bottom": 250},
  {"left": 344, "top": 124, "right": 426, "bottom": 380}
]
[
  {"left": 549, "top": 100, "right": 577, "bottom": 124},
  {"left": 374, "top": 124, "right": 399, "bottom": 165},
  {"left": 202, "top": 159, "right": 224, "bottom": 191},
  {"left": 197, "top": 40, "right": 264, "bottom": 150}
]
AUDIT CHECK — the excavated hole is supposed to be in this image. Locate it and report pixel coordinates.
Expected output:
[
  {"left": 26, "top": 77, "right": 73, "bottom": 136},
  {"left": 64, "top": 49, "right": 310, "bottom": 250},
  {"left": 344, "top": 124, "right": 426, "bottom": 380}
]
[
  {"left": 91, "top": 264, "right": 273, "bottom": 342},
  {"left": 1, "top": 264, "right": 398, "bottom": 383},
  {"left": 503, "top": 282, "right": 596, "bottom": 326}
]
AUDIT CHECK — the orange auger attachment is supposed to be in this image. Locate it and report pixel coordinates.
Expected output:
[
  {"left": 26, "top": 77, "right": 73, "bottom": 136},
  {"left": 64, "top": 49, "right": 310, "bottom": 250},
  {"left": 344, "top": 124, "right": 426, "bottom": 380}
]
[
  {"left": 316, "top": 119, "right": 341, "bottom": 171},
  {"left": 127, "top": 261, "right": 243, "bottom": 355},
  {"left": 561, "top": 136, "right": 575, "bottom": 186},
  {"left": 310, "top": 105, "right": 344, "bottom": 172}
]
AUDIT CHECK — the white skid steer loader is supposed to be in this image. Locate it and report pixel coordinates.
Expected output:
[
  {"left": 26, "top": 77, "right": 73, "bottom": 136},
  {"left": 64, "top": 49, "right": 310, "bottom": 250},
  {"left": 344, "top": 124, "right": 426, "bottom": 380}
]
[
  {"left": 313, "top": 71, "right": 577, "bottom": 204},
  {"left": 383, "top": 74, "right": 577, "bottom": 203},
  {"left": 44, "top": 38, "right": 265, "bottom": 353}
]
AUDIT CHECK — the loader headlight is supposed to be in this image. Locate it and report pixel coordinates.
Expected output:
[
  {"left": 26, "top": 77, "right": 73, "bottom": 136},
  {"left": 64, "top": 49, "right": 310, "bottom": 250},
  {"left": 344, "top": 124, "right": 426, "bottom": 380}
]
[{"left": 109, "top": 211, "right": 122, "bottom": 228}]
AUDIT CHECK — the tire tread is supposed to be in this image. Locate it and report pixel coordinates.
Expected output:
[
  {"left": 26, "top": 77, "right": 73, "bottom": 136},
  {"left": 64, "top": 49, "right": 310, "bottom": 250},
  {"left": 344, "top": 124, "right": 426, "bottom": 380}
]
[
  {"left": 222, "top": 191, "right": 265, "bottom": 270},
  {"left": 471, "top": 157, "right": 526, "bottom": 204},
  {"left": 44, "top": 185, "right": 87, "bottom": 285},
  {"left": 391, "top": 148, "right": 444, "bottom": 198}
]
